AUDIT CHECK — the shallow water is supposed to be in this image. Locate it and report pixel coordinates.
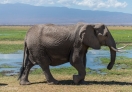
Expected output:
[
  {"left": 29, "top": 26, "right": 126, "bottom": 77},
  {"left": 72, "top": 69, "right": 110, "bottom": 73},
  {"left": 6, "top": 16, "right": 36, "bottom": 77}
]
[{"left": 0, "top": 49, "right": 132, "bottom": 75}]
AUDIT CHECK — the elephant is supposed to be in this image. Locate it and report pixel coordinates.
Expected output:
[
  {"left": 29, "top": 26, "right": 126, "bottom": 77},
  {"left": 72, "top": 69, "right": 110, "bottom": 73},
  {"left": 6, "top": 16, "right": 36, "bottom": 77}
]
[{"left": 18, "top": 23, "right": 124, "bottom": 85}]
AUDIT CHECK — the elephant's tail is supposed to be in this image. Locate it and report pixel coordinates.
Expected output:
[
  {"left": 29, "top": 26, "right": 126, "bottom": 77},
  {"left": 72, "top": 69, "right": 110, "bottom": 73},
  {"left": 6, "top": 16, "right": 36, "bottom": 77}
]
[{"left": 18, "top": 41, "right": 28, "bottom": 80}]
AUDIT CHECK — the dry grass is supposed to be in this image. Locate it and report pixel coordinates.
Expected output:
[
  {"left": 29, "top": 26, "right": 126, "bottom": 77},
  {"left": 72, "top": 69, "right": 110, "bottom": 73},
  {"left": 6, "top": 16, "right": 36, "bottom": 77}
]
[
  {"left": 1, "top": 25, "right": 132, "bottom": 30},
  {"left": 0, "top": 41, "right": 24, "bottom": 44},
  {"left": 0, "top": 26, "right": 31, "bottom": 30},
  {"left": 108, "top": 26, "right": 132, "bottom": 30},
  {"left": 0, "top": 74, "right": 132, "bottom": 92}
]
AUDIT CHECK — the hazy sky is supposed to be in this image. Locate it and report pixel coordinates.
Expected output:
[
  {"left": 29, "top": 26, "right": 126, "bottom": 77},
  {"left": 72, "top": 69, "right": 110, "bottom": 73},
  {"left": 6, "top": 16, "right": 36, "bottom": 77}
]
[{"left": 1, "top": 0, "right": 132, "bottom": 14}]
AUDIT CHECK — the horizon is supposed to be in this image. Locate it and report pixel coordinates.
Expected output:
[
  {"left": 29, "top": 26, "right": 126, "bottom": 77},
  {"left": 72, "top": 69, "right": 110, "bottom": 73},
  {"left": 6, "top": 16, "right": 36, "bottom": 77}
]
[{"left": 1, "top": 2, "right": 132, "bottom": 25}]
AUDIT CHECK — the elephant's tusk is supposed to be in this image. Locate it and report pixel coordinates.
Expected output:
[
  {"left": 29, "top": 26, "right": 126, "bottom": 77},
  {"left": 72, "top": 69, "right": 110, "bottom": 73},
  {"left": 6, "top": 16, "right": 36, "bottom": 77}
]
[
  {"left": 117, "top": 45, "right": 128, "bottom": 50},
  {"left": 110, "top": 47, "right": 126, "bottom": 52}
]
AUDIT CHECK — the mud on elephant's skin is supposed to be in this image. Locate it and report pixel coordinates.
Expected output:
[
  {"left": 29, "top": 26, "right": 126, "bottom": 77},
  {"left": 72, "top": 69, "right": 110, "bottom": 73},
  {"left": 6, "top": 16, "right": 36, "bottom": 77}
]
[{"left": 18, "top": 23, "right": 124, "bottom": 85}]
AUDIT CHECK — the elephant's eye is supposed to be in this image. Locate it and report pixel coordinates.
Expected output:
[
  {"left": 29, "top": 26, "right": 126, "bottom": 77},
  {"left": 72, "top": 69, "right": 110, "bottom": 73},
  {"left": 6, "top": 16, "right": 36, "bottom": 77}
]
[
  {"left": 106, "top": 34, "right": 108, "bottom": 36},
  {"left": 105, "top": 33, "right": 108, "bottom": 37},
  {"left": 96, "top": 30, "right": 98, "bottom": 32}
]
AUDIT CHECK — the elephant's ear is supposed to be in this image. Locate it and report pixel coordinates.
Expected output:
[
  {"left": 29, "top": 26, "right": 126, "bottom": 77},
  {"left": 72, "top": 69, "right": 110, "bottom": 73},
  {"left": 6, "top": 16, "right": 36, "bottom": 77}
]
[{"left": 79, "top": 24, "right": 101, "bottom": 49}]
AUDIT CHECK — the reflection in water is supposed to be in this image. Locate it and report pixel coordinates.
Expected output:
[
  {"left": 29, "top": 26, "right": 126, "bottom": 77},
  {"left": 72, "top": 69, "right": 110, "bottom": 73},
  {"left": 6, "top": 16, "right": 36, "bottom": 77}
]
[{"left": 0, "top": 49, "right": 132, "bottom": 75}]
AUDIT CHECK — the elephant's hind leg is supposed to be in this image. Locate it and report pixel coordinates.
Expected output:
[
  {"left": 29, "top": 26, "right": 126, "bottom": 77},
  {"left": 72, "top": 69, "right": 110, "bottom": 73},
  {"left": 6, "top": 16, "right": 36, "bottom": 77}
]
[
  {"left": 20, "top": 61, "right": 34, "bottom": 85},
  {"left": 38, "top": 56, "right": 59, "bottom": 85},
  {"left": 40, "top": 65, "right": 58, "bottom": 85}
]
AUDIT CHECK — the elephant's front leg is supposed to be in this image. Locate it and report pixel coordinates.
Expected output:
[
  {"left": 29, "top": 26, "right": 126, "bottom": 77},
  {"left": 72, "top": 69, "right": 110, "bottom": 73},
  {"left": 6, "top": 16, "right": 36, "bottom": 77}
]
[{"left": 71, "top": 54, "right": 86, "bottom": 84}]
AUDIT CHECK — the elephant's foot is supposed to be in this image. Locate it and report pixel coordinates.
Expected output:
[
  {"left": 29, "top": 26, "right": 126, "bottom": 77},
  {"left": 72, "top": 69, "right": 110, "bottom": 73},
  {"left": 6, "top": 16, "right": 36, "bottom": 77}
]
[
  {"left": 73, "top": 75, "right": 86, "bottom": 85},
  {"left": 79, "top": 80, "right": 87, "bottom": 85},
  {"left": 47, "top": 79, "right": 59, "bottom": 85},
  {"left": 20, "top": 80, "right": 31, "bottom": 85},
  {"left": 73, "top": 75, "right": 82, "bottom": 85}
]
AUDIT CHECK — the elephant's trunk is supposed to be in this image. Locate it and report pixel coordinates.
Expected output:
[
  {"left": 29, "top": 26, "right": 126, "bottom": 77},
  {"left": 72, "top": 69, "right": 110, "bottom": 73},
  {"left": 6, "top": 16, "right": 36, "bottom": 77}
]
[
  {"left": 107, "top": 44, "right": 126, "bottom": 70},
  {"left": 105, "top": 28, "right": 116, "bottom": 70},
  {"left": 107, "top": 46, "right": 116, "bottom": 70}
]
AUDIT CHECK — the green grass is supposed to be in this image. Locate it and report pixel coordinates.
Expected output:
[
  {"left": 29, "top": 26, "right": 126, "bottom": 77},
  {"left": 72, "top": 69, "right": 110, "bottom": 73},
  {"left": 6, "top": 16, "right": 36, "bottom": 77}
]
[
  {"left": 31, "top": 67, "right": 90, "bottom": 75},
  {"left": 0, "top": 72, "right": 2, "bottom": 77},
  {"left": 110, "top": 30, "right": 132, "bottom": 43},
  {"left": 0, "top": 44, "right": 23, "bottom": 54},
  {"left": 0, "top": 29, "right": 26, "bottom": 41},
  {"left": 100, "top": 57, "right": 132, "bottom": 76},
  {"left": 51, "top": 67, "right": 78, "bottom": 75},
  {"left": 0, "top": 64, "right": 15, "bottom": 68},
  {"left": 101, "top": 56, "right": 132, "bottom": 65}
]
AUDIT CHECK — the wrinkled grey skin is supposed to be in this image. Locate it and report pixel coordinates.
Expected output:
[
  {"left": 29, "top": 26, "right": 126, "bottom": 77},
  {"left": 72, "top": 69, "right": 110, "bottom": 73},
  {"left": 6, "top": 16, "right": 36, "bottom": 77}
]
[{"left": 18, "top": 23, "right": 116, "bottom": 85}]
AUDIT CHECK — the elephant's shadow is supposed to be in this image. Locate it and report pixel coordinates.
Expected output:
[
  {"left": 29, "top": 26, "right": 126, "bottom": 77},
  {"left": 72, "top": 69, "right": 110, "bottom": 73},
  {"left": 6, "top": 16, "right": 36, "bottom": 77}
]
[
  {"left": 31, "top": 80, "right": 132, "bottom": 85},
  {"left": 0, "top": 83, "right": 8, "bottom": 86}
]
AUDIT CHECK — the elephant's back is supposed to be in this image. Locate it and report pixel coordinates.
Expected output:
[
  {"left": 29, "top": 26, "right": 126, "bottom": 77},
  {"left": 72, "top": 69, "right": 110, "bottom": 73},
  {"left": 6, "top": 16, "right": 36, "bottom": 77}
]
[{"left": 25, "top": 24, "right": 76, "bottom": 49}]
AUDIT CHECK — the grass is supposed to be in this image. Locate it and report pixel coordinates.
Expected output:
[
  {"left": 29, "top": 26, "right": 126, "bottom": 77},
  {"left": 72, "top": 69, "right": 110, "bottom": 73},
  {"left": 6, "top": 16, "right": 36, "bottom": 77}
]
[
  {"left": 0, "top": 44, "right": 23, "bottom": 54},
  {"left": 101, "top": 56, "right": 132, "bottom": 65},
  {"left": 108, "top": 26, "right": 132, "bottom": 43},
  {"left": 0, "top": 29, "right": 27, "bottom": 41},
  {"left": 108, "top": 25, "right": 132, "bottom": 30},
  {"left": 0, "top": 64, "right": 15, "bottom": 68},
  {"left": 100, "top": 57, "right": 132, "bottom": 76},
  {"left": 0, "top": 41, "right": 23, "bottom": 44},
  {"left": 31, "top": 67, "right": 90, "bottom": 75},
  {"left": 0, "top": 66, "right": 132, "bottom": 92},
  {"left": 110, "top": 30, "right": 132, "bottom": 43}
]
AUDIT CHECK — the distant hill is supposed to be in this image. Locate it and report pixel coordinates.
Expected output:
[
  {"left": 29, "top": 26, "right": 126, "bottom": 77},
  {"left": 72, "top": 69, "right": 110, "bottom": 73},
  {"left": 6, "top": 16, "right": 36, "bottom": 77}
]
[{"left": 0, "top": 3, "right": 132, "bottom": 25}]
